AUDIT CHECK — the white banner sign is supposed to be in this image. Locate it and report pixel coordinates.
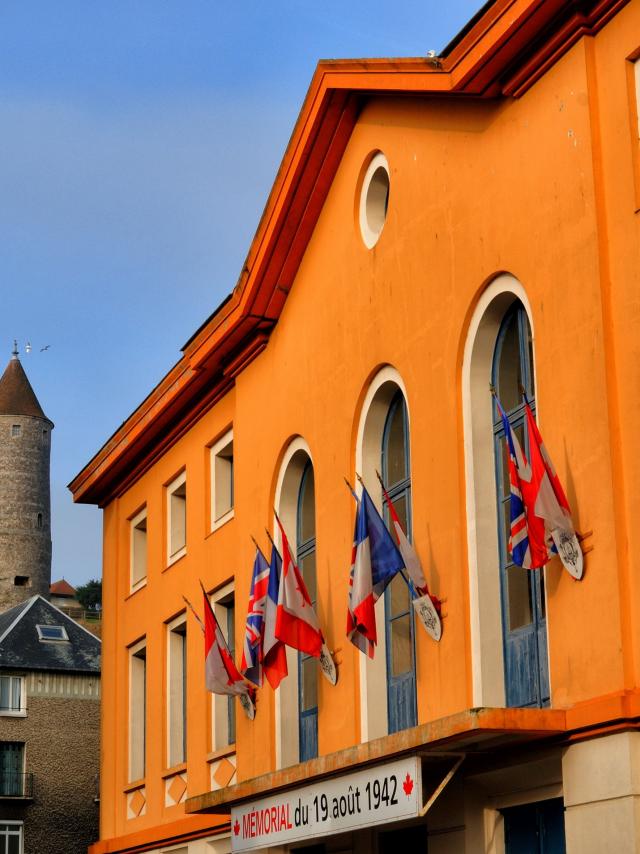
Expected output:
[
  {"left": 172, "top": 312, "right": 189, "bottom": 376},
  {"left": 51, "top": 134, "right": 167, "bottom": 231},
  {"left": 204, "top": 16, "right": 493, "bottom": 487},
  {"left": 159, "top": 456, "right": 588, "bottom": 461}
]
[{"left": 231, "top": 756, "right": 422, "bottom": 852}]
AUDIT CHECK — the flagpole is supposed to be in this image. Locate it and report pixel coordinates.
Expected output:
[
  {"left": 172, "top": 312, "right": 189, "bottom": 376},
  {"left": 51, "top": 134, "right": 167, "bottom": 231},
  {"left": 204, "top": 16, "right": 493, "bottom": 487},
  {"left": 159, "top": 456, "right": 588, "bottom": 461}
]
[
  {"left": 264, "top": 526, "right": 279, "bottom": 553},
  {"left": 182, "top": 595, "right": 205, "bottom": 634},
  {"left": 359, "top": 470, "right": 417, "bottom": 600}
]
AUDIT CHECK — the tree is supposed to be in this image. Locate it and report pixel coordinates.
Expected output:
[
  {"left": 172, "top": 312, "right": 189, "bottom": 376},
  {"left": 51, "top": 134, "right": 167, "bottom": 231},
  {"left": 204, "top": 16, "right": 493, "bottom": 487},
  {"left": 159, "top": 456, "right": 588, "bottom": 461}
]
[{"left": 75, "top": 578, "right": 102, "bottom": 612}]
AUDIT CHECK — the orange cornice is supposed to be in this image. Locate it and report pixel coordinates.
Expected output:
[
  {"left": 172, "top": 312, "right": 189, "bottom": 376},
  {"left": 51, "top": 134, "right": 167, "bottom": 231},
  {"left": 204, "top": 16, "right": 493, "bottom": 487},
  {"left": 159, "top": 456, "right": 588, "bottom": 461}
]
[{"left": 69, "top": 0, "right": 628, "bottom": 507}]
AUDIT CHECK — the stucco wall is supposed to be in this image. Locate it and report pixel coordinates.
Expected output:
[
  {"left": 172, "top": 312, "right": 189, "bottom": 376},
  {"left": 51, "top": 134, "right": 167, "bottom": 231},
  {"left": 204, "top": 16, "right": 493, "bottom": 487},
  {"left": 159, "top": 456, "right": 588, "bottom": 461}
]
[{"left": 0, "top": 684, "right": 100, "bottom": 854}]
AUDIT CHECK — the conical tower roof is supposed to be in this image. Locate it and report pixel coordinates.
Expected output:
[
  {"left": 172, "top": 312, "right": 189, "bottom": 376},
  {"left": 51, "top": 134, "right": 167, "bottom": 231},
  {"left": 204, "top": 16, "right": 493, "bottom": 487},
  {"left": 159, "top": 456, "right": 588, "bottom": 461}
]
[{"left": 0, "top": 353, "right": 48, "bottom": 419}]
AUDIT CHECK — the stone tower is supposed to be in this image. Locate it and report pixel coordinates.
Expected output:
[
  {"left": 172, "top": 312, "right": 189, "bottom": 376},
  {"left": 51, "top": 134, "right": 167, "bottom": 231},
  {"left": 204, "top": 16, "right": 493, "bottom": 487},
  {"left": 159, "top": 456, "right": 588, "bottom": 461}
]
[{"left": 0, "top": 345, "right": 53, "bottom": 609}]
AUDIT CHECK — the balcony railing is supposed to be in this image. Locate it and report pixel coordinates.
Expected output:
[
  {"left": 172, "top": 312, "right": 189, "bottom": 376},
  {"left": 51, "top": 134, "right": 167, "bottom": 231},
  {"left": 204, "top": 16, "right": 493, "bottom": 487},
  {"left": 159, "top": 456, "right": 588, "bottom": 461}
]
[{"left": 0, "top": 772, "right": 34, "bottom": 798}]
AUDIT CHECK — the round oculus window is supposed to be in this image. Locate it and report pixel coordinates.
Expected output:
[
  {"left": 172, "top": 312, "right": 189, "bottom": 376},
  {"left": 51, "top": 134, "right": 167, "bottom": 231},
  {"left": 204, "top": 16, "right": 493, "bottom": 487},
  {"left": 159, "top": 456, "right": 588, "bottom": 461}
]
[{"left": 359, "top": 152, "right": 390, "bottom": 249}]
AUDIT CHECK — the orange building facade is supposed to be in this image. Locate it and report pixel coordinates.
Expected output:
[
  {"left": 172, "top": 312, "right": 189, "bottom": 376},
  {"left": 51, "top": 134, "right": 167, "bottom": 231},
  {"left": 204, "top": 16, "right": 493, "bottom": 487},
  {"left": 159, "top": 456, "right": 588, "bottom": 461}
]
[{"left": 71, "top": 1, "right": 640, "bottom": 851}]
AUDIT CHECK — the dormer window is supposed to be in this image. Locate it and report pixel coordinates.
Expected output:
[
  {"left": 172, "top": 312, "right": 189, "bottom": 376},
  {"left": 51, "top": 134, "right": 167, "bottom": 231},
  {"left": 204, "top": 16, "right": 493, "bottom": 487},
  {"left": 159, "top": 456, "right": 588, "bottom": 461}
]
[{"left": 36, "top": 625, "right": 69, "bottom": 643}]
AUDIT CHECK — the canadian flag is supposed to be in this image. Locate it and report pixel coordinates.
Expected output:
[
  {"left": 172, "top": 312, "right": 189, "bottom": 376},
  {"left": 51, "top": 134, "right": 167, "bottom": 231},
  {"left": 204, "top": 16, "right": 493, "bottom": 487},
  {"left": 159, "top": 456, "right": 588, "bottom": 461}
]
[{"left": 274, "top": 515, "right": 324, "bottom": 658}]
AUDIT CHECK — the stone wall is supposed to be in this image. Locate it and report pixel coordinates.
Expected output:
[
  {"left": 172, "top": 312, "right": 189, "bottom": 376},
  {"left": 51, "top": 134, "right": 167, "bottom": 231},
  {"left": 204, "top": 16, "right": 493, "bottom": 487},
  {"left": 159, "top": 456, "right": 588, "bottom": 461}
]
[
  {"left": 0, "top": 414, "right": 52, "bottom": 610},
  {"left": 0, "top": 675, "right": 99, "bottom": 853}
]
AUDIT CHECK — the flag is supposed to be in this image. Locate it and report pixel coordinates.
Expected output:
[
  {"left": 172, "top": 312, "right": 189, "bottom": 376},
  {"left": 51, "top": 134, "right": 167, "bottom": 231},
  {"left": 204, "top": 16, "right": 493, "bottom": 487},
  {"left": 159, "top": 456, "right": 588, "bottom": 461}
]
[
  {"left": 377, "top": 474, "right": 427, "bottom": 591},
  {"left": 203, "top": 589, "right": 250, "bottom": 697},
  {"left": 262, "top": 542, "right": 288, "bottom": 689},
  {"left": 347, "top": 486, "right": 404, "bottom": 657},
  {"left": 498, "top": 395, "right": 582, "bottom": 577},
  {"left": 524, "top": 399, "right": 583, "bottom": 578},
  {"left": 240, "top": 547, "right": 270, "bottom": 687},
  {"left": 377, "top": 475, "right": 443, "bottom": 639},
  {"left": 274, "top": 516, "right": 324, "bottom": 658},
  {"left": 498, "top": 399, "right": 549, "bottom": 569}
]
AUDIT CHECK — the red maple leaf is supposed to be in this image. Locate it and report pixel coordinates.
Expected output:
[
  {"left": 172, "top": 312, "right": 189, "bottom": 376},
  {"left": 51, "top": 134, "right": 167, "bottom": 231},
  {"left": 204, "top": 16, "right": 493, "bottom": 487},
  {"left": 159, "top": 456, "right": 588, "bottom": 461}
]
[
  {"left": 234, "top": 819, "right": 240, "bottom": 836},
  {"left": 402, "top": 773, "right": 414, "bottom": 796}
]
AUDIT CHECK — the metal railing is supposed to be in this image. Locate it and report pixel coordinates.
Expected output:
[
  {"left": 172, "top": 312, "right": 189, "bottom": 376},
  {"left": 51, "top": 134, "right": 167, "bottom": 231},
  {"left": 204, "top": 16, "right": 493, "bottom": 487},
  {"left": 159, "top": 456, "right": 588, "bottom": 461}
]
[{"left": 0, "top": 772, "right": 34, "bottom": 798}]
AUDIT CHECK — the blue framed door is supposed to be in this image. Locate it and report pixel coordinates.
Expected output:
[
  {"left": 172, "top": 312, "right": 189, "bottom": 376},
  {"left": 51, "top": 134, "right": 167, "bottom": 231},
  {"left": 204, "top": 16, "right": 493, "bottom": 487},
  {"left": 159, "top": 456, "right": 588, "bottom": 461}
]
[
  {"left": 382, "top": 393, "right": 417, "bottom": 733},
  {"left": 297, "top": 461, "right": 318, "bottom": 761},
  {"left": 492, "top": 303, "right": 549, "bottom": 708},
  {"left": 503, "top": 798, "right": 566, "bottom": 853}
]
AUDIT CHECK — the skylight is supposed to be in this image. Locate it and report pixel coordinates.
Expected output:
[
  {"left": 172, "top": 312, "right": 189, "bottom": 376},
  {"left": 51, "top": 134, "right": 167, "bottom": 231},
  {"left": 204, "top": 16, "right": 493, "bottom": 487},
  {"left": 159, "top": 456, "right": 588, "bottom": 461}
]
[{"left": 36, "top": 625, "right": 69, "bottom": 643}]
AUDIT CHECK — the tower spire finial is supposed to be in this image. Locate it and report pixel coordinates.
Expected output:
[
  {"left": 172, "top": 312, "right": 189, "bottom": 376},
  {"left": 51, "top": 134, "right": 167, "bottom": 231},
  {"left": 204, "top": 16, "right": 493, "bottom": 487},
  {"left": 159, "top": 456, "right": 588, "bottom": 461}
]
[{"left": 11, "top": 340, "right": 18, "bottom": 360}]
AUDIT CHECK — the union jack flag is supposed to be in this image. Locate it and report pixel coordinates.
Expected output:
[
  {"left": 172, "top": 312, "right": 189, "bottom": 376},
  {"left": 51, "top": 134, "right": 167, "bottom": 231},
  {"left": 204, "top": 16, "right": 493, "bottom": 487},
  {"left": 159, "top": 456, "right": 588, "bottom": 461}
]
[
  {"left": 240, "top": 547, "right": 270, "bottom": 687},
  {"left": 497, "top": 399, "right": 549, "bottom": 570}
]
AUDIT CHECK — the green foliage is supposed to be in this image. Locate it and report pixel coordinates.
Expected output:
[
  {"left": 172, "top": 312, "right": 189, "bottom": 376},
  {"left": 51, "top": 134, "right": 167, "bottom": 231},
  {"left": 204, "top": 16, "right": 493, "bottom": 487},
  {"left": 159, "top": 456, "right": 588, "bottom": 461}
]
[{"left": 75, "top": 578, "right": 102, "bottom": 611}]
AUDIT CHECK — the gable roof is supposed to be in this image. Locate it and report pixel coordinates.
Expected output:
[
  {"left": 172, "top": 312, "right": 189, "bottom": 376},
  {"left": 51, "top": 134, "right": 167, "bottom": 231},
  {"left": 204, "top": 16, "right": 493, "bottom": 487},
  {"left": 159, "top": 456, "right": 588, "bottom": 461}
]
[
  {"left": 0, "top": 356, "right": 50, "bottom": 421},
  {"left": 69, "top": 0, "right": 628, "bottom": 508},
  {"left": 0, "top": 595, "right": 100, "bottom": 674}
]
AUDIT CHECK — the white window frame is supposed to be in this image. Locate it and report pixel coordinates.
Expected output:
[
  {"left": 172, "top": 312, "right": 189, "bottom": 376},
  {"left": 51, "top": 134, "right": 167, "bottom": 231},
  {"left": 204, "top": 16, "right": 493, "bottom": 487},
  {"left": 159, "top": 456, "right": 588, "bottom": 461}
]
[
  {"left": 210, "top": 430, "right": 234, "bottom": 532},
  {"left": 635, "top": 58, "right": 640, "bottom": 138},
  {"left": 36, "top": 625, "right": 69, "bottom": 643},
  {"left": 273, "top": 437, "right": 314, "bottom": 768},
  {"left": 211, "top": 582, "right": 236, "bottom": 752},
  {"left": 354, "top": 366, "right": 409, "bottom": 743},
  {"left": 166, "top": 613, "right": 187, "bottom": 769},
  {"left": 166, "top": 471, "right": 187, "bottom": 565},
  {"left": 129, "top": 506, "right": 148, "bottom": 592},
  {"left": 0, "top": 820, "right": 23, "bottom": 854},
  {"left": 0, "top": 676, "right": 26, "bottom": 717},
  {"left": 128, "top": 639, "right": 147, "bottom": 783}
]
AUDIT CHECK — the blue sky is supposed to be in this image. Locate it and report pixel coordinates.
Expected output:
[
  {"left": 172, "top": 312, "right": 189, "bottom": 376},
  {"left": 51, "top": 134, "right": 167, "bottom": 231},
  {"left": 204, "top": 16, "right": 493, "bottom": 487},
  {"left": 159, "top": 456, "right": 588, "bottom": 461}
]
[{"left": 0, "top": 1, "right": 480, "bottom": 587}]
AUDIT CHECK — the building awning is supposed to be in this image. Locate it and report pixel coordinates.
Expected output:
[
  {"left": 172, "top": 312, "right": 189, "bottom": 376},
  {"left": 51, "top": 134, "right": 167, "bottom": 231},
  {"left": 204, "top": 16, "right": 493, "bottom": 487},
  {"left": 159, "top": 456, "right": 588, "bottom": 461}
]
[{"left": 186, "top": 706, "right": 566, "bottom": 816}]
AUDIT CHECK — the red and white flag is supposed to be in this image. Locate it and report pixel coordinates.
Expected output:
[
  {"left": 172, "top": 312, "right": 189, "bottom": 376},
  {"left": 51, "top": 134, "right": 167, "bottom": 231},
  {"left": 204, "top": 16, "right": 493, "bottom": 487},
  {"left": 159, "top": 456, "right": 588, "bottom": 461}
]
[
  {"left": 274, "top": 515, "right": 323, "bottom": 658},
  {"left": 376, "top": 475, "right": 442, "bottom": 642},
  {"left": 203, "top": 589, "right": 251, "bottom": 697},
  {"left": 524, "top": 400, "right": 583, "bottom": 580},
  {"left": 262, "top": 542, "right": 289, "bottom": 690}
]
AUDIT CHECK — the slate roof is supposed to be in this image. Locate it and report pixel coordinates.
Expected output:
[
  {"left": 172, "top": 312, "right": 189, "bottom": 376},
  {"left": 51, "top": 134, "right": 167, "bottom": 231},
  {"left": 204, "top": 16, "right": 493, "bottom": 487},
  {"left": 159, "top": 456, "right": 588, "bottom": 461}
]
[
  {"left": 0, "top": 595, "right": 100, "bottom": 674},
  {"left": 0, "top": 356, "right": 49, "bottom": 420}
]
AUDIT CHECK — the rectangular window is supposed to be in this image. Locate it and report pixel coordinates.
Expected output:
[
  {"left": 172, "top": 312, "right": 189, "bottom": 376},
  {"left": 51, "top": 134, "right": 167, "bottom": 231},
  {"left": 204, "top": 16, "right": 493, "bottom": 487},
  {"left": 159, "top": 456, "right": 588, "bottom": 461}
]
[
  {"left": 628, "top": 55, "right": 640, "bottom": 211},
  {"left": 635, "top": 58, "right": 640, "bottom": 137},
  {"left": 0, "top": 743, "right": 25, "bottom": 797},
  {"left": 210, "top": 430, "right": 234, "bottom": 531},
  {"left": 130, "top": 507, "right": 148, "bottom": 591},
  {"left": 129, "top": 641, "right": 146, "bottom": 783},
  {"left": 10, "top": 425, "right": 21, "bottom": 438},
  {"left": 0, "top": 677, "right": 24, "bottom": 716},
  {"left": 0, "top": 822, "right": 23, "bottom": 853},
  {"left": 167, "top": 472, "right": 187, "bottom": 564},
  {"left": 167, "top": 616, "right": 187, "bottom": 768},
  {"left": 36, "top": 625, "right": 68, "bottom": 642},
  {"left": 212, "top": 585, "right": 236, "bottom": 749}
]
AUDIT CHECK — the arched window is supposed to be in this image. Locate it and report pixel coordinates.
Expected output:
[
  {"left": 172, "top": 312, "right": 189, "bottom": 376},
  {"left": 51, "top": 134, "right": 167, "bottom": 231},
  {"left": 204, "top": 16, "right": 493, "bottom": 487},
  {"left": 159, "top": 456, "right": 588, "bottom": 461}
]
[
  {"left": 492, "top": 302, "right": 549, "bottom": 708},
  {"left": 381, "top": 393, "right": 417, "bottom": 732},
  {"left": 297, "top": 461, "right": 318, "bottom": 760},
  {"left": 463, "top": 274, "right": 550, "bottom": 708},
  {"left": 273, "top": 438, "right": 318, "bottom": 767}
]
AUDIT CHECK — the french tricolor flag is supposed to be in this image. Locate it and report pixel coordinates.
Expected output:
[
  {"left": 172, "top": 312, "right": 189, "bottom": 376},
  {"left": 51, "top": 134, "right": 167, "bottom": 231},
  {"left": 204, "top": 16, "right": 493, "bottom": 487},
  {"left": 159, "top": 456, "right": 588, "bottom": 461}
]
[
  {"left": 274, "top": 515, "right": 324, "bottom": 659},
  {"left": 347, "top": 486, "right": 404, "bottom": 658}
]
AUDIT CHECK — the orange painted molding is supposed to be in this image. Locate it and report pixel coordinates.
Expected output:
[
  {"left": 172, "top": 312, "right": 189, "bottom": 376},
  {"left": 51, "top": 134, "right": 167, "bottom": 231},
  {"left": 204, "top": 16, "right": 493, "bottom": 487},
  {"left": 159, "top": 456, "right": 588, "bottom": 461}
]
[
  {"left": 186, "top": 706, "right": 567, "bottom": 815},
  {"left": 88, "top": 814, "right": 229, "bottom": 854}
]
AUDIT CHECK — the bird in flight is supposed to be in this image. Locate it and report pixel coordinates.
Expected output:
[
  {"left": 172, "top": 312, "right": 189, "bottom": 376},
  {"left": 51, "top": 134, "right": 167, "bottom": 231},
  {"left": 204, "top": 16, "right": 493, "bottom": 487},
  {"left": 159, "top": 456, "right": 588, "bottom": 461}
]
[{"left": 40, "top": 345, "right": 50, "bottom": 352}]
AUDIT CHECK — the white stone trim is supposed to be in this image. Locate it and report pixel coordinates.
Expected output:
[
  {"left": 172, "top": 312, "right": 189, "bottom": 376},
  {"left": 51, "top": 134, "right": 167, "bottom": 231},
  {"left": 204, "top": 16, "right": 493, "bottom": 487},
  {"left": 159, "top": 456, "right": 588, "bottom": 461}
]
[
  {"left": 354, "top": 365, "right": 409, "bottom": 742},
  {"left": 273, "top": 436, "right": 313, "bottom": 769},
  {"left": 461, "top": 273, "right": 551, "bottom": 707},
  {"left": 359, "top": 152, "right": 390, "bottom": 249},
  {"left": 210, "top": 429, "right": 235, "bottom": 532}
]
